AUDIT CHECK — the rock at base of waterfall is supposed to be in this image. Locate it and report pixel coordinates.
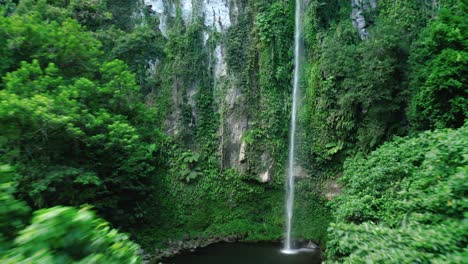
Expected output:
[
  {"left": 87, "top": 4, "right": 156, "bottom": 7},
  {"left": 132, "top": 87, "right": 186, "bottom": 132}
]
[{"left": 306, "top": 241, "right": 318, "bottom": 249}]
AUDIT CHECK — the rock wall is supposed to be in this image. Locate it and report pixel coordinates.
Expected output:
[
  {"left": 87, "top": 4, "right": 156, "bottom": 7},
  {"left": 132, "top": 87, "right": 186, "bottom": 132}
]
[
  {"left": 351, "top": 0, "right": 378, "bottom": 40},
  {"left": 144, "top": 0, "right": 237, "bottom": 36},
  {"left": 140, "top": 0, "right": 381, "bottom": 179},
  {"left": 144, "top": 0, "right": 249, "bottom": 172}
]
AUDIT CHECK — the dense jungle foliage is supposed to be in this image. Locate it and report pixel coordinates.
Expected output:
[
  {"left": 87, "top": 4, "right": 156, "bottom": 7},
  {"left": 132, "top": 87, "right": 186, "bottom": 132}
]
[
  {"left": 0, "top": 0, "right": 466, "bottom": 263},
  {"left": 327, "top": 124, "right": 467, "bottom": 263}
]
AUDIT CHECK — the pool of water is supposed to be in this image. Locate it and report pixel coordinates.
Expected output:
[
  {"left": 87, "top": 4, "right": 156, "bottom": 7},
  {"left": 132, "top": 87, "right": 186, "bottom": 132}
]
[{"left": 162, "top": 242, "right": 322, "bottom": 264}]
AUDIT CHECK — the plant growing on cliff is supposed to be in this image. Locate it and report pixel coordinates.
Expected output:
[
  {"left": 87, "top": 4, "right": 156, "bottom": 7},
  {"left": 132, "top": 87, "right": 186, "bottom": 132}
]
[{"left": 174, "top": 151, "right": 202, "bottom": 183}]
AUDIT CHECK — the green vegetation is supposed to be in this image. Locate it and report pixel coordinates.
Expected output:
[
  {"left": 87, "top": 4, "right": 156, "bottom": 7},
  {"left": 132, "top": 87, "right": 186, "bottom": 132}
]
[
  {"left": 301, "top": 0, "right": 466, "bottom": 172},
  {"left": 0, "top": 0, "right": 466, "bottom": 262},
  {"left": 302, "top": 0, "right": 467, "bottom": 262},
  {"left": 0, "top": 165, "right": 141, "bottom": 263},
  {"left": 326, "top": 124, "right": 467, "bottom": 263},
  {"left": 0, "top": 8, "right": 164, "bottom": 227},
  {"left": 408, "top": 1, "right": 467, "bottom": 130}
]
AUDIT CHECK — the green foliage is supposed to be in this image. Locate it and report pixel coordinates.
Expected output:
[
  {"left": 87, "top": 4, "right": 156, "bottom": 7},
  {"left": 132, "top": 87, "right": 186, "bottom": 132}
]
[
  {"left": 256, "top": 1, "right": 293, "bottom": 47},
  {"left": 378, "top": 0, "right": 441, "bottom": 34},
  {"left": 0, "top": 166, "right": 31, "bottom": 253},
  {"left": 0, "top": 0, "right": 16, "bottom": 15},
  {"left": 106, "top": 0, "right": 143, "bottom": 31},
  {"left": 234, "top": 0, "right": 293, "bottom": 179},
  {"left": 0, "top": 167, "right": 141, "bottom": 263},
  {"left": 159, "top": 15, "right": 219, "bottom": 149},
  {"left": 304, "top": 0, "right": 345, "bottom": 45},
  {"left": 326, "top": 124, "right": 468, "bottom": 263},
  {"left": 14, "top": 0, "right": 112, "bottom": 31},
  {"left": 300, "top": 0, "right": 465, "bottom": 176},
  {"left": 4, "top": 0, "right": 465, "bottom": 259},
  {"left": 0, "top": 11, "right": 102, "bottom": 79},
  {"left": 327, "top": 221, "right": 467, "bottom": 263},
  {"left": 0, "top": 6, "right": 165, "bottom": 228},
  {"left": 173, "top": 151, "right": 202, "bottom": 183},
  {"left": 110, "top": 25, "right": 165, "bottom": 92},
  {"left": 3, "top": 206, "right": 141, "bottom": 263},
  {"left": 67, "top": 0, "right": 112, "bottom": 30},
  {"left": 408, "top": 1, "right": 467, "bottom": 130},
  {"left": 293, "top": 181, "right": 331, "bottom": 243},
  {"left": 225, "top": 14, "right": 252, "bottom": 78},
  {"left": 139, "top": 165, "right": 330, "bottom": 248},
  {"left": 0, "top": 59, "right": 160, "bottom": 219},
  {"left": 302, "top": 19, "right": 409, "bottom": 168}
]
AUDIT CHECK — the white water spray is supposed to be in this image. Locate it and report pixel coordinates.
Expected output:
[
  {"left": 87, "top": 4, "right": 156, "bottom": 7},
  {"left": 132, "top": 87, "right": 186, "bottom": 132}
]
[{"left": 283, "top": 0, "right": 303, "bottom": 253}]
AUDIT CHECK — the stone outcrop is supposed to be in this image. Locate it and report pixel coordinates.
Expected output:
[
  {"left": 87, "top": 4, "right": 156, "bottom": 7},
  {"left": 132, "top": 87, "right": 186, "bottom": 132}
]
[
  {"left": 294, "top": 165, "right": 308, "bottom": 179},
  {"left": 238, "top": 141, "right": 246, "bottom": 163},
  {"left": 351, "top": 0, "right": 378, "bottom": 40},
  {"left": 144, "top": 235, "right": 244, "bottom": 262},
  {"left": 259, "top": 170, "right": 271, "bottom": 183},
  {"left": 323, "top": 179, "right": 343, "bottom": 200},
  {"left": 258, "top": 152, "right": 274, "bottom": 183}
]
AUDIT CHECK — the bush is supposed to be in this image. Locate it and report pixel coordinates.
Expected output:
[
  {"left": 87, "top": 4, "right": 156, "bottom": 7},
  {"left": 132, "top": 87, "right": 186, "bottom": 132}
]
[
  {"left": 0, "top": 166, "right": 141, "bottom": 263},
  {"left": 327, "top": 124, "right": 468, "bottom": 263},
  {"left": 3, "top": 206, "right": 141, "bottom": 263}
]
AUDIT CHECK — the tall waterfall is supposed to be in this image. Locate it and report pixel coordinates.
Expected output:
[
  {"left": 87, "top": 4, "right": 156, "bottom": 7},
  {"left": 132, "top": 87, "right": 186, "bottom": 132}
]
[{"left": 283, "top": 0, "right": 303, "bottom": 253}]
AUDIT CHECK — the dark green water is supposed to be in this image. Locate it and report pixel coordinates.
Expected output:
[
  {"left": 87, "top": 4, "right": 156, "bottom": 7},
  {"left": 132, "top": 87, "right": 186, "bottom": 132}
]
[{"left": 162, "top": 243, "right": 322, "bottom": 264}]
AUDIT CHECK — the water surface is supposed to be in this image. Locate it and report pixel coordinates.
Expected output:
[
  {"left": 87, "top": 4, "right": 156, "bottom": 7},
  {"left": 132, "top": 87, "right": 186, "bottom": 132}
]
[{"left": 163, "top": 243, "right": 322, "bottom": 264}]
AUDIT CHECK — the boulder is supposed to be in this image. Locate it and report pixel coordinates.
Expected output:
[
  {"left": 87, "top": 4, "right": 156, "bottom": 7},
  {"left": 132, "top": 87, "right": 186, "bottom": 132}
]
[
  {"left": 259, "top": 170, "right": 271, "bottom": 183},
  {"left": 294, "top": 165, "right": 308, "bottom": 178},
  {"left": 239, "top": 141, "right": 246, "bottom": 163}
]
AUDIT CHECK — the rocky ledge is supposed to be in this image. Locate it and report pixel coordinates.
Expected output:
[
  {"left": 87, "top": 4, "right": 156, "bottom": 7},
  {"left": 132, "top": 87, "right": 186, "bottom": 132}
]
[{"left": 143, "top": 235, "right": 245, "bottom": 263}]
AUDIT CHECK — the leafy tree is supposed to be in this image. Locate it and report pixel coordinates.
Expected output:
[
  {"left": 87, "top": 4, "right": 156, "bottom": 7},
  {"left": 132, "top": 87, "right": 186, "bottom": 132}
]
[
  {"left": 0, "top": 11, "right": 102, "bottom": 79},
  {"left": 0, "top": 8, "right": 165, "bottom": 227},
  {"left": 14, "top": 0, "right": 112, "bottom": 30},
  {"left": 408, "top": 0, "right": 467, "bottom": 130},
  {"left": 110, "top": 25, "right": 165, "bottom": 92}
]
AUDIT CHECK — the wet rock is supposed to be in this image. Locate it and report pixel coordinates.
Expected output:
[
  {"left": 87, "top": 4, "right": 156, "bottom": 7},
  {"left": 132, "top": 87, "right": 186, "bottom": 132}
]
[
  {"left": 351, "top": 0, "right": 379, "bottom": 40},
  {"left": 258, "top": 152, "right": 273, "bottom": 183},
  {"left": 306, "top": 241, "right": 318, "bottom": 249},
  {"left": 239, "top": 141, "right": 246, "bottom": 163},
  {"left": 260, "top": 170, "right": 271, "bottom": 183},
  {"left": 150, "top": 235, "right": 245, "bottom": 262}
]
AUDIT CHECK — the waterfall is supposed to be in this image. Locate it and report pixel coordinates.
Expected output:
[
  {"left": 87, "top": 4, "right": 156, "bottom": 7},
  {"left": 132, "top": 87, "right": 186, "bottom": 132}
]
[{"left": 283, "top": 0, "right": 303, "bottom": 253}]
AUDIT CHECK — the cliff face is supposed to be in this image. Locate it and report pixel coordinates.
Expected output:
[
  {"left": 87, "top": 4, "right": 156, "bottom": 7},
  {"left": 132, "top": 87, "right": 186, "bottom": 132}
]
[
  {"left": 138, "top": 0, "right": 383, "bottom": 180},
  {"left": 97, "top": 0, "right": 462, "bottom": 254},
  {"left": 138, "top": 0, "right": 386, "bottom": 180},
  {"left": 145, "top": 0, "right": 236, "bottom": 35},
  {"left": 143, "top": 0, "right": 257, "bottom": 175}
]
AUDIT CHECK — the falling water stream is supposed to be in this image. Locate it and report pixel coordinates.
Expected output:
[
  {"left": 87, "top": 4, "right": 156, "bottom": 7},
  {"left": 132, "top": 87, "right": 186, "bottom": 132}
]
[{"left": 283, "top": 0, "right": 303, "bottom": 254}]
